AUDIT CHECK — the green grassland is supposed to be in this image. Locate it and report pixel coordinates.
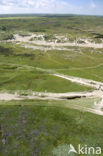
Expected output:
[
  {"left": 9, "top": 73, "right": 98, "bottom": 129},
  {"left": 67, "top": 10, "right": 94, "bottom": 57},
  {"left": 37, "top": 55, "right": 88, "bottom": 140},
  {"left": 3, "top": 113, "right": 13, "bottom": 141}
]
[
  {"left": 0, "top": 99, "right": 102, "bottom": 156},
  {"left": 55, "top": 48, "right": 103, "bottom": 82},
  {"left": 0, "top": 64, "right": 92, "bottom": 93},
  {"left": 0, "top": 42, "right": 103, "bottom": 83},
  {"left": 0, "top": 44, "right": 93, "bottom": 92}
]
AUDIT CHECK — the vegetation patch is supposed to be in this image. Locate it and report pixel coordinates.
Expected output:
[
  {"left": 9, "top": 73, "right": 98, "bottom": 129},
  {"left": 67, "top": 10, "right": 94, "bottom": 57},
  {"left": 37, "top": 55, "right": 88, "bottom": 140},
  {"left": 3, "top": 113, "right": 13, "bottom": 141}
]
[
  {"left": 0, "top": 100, "right": 102, "bottom": 155},
  {"left": 0, "top": 46, "right": 13, "bottom": 56},
  {"left": 0, "top": 33, "right": 14, "bottom": 40}
]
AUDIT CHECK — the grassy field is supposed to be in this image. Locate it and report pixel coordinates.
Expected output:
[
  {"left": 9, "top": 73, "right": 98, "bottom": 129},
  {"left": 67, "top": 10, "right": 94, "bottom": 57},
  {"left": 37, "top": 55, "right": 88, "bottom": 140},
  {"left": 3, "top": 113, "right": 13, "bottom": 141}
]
[
  {"left": 0, "top": 64, "right": 93, "bottom": 93},
  {"left": 0, "top": 43, "right": 103, "bottom": 83},
  {"left": 0, "top": 45, "right": 93, "bottom": 93},
  {"left": 0, "top": 43, "right": 96, "bottom": 92},
  {"left": 0, "top": 99, "right": 102, "bottom": 156}
]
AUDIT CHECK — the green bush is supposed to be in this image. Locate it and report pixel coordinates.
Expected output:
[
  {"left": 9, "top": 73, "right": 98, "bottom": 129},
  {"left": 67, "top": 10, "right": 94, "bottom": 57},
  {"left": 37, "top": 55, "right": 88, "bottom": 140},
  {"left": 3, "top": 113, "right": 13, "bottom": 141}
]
[{"left": 0, "top": 33, "right": 14, "bottom": 40}]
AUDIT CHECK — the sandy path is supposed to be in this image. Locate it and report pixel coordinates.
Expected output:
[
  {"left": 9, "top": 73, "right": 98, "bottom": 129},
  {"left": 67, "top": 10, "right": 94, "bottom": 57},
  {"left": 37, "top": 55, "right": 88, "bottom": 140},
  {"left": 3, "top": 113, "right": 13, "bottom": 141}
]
[
  {"left": 22, "top": 44, "right": 71, "bottom": 51},
  {"left": 0, "top": 90, "right": 103, "bottom": 116},
  {"left": 29, "top": 41, "right": 103, "bottom": 49},
  {"left": 1, "top": 61, "right": 103, "bottom": 89},
  {"left": 68, "top": 104, "right": 103, "bottom": 116},
  {"left": 53, "top": 73, "right": 103, "bottom": 89},
  {"left": 0, "top": 63, "right": 103, "bottom": 115},
  {"left": 0, "top": 93, "right": 22, "bottom": 101},
  {"left": 1, "top": 92, "right": 103, "bottom": 116},
  {"left": 0, "top": 91, "right": 97, "bottom": 101},
  {"left": 34, "top": 66, "right": 103, "bottom": 89},
  {"left": 53, "top": 72, "right": 103, "bottom": 114}
]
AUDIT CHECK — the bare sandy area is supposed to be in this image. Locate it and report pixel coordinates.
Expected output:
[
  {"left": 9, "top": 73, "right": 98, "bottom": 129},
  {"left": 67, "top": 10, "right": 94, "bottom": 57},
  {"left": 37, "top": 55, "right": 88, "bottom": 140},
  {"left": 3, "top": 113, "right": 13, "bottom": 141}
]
[
  {"left": 0, "top": 93, "right": 22, "bottom": 101},
  {"left": 6, "top": 34, "right": 103, "bottom": 49}
]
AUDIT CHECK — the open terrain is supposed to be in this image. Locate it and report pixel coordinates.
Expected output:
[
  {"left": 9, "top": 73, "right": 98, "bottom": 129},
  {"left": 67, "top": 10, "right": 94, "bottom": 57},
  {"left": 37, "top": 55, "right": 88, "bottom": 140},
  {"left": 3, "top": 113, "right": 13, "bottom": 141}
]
[{"left": 0, "top": 14, "right": 103, "bottom": 155}]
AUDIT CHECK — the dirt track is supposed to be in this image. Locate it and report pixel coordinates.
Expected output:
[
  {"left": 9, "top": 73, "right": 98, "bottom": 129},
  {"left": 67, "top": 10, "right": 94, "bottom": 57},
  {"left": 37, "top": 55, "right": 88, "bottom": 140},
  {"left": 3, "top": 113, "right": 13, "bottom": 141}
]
[
  {"left": 0, "top": 37, "right": 103, "bottom": 114},
  {"left": 0, "top": 90, "right": 103, "bottom": 115},
  {"left": 0, "top": 90, "right": 99, "bottom": 101},
  {"left": 1, "top": 65, "right": 103, "bottom": 116}
]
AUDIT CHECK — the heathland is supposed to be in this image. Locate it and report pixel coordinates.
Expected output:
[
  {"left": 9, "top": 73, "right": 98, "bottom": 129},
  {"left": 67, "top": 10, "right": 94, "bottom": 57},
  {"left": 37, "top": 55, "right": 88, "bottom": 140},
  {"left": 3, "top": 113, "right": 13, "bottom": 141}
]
[{"left": 0, "top": 14, "right": 103, "bottom": 155}]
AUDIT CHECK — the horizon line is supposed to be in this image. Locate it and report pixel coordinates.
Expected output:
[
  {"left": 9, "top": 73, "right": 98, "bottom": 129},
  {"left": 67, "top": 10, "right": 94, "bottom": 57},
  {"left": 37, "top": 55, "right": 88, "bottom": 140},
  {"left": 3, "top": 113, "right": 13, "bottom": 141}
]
[{"left": 0, "top": 13, "right": 103, "bottom": 17}]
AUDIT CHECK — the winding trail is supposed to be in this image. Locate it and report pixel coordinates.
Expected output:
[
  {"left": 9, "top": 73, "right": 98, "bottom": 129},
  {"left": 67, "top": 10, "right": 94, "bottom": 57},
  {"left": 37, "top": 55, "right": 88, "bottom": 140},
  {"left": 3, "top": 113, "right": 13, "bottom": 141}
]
[
  {"left": 0, "top": 90, "right": 100, "bottom": 101},
  {"left": 53, "top": 73, "right": 103, "bottom": 89},
  {"left": 1, "top": 34, "right": 103, "bottom": 115},
  {"left": 34, "top": 66, "right": 103, "bottom": 89},
  {"left": 0, "top": 90, "right": 103, "bottom": 116},
  {"left": 0, "top": 64, "right": 103, "bottom": 116}
]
